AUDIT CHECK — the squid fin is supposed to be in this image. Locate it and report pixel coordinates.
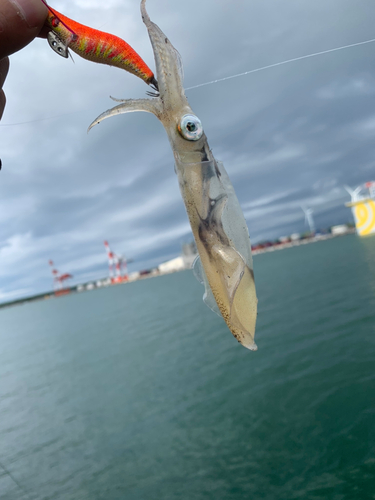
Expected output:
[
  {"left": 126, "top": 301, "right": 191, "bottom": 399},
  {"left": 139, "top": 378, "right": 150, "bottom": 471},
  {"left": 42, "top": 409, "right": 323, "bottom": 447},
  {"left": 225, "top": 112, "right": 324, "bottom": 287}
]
[{"left": 192, "top": 256, "right": 222, "bottom": 318}]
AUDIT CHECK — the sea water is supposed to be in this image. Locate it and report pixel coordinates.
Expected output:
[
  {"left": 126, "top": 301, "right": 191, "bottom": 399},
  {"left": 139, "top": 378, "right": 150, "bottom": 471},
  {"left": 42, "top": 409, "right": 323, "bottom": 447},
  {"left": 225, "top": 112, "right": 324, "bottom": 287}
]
[{"left": 0, "top": 234, "right": 374, "bottom": 499}]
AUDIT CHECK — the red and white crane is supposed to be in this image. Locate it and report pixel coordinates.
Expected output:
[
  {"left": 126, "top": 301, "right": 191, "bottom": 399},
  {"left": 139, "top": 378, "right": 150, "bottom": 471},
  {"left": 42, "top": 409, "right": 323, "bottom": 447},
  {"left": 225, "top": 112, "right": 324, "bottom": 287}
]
[
  {"left": 48, "top": 260, "right": 73, "bottom": 295},
  {"left": 48, "top": 259, "right": 59, "bottom": 289},
  {"left": 104, "top": 240, "right": 115, "bottom": 281},
  {"left": 103, "top": 241, "right": 129, "bottom": 283}
]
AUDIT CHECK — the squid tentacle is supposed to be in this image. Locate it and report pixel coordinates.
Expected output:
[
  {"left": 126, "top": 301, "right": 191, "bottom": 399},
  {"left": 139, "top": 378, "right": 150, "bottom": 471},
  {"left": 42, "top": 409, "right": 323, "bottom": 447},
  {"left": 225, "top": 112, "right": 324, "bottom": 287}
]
[{"left": 88, "top": 98, "right": 162, "bottom": 132}]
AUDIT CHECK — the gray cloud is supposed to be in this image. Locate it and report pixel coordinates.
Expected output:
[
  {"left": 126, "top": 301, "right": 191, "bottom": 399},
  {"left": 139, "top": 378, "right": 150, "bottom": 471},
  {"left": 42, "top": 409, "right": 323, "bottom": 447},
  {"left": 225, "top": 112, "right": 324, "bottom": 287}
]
[{"left": 1, "top": 0, "right": 375, "bottom": 301}]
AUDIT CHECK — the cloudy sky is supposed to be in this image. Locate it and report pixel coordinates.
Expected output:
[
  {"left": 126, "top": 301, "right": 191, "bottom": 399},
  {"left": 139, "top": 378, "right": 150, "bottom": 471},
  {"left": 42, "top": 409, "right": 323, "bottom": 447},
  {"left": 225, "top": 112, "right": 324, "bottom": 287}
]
[{"left": 1, "top": 0, "right": 375, "bottom": 302}]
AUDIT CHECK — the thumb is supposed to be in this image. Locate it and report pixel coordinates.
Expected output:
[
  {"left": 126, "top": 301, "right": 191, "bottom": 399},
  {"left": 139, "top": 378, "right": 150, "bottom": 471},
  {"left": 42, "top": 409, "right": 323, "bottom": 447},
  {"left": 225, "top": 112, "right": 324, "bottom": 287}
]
[{"left": 0, "top": 0, "right": 48, "bottom": 59}]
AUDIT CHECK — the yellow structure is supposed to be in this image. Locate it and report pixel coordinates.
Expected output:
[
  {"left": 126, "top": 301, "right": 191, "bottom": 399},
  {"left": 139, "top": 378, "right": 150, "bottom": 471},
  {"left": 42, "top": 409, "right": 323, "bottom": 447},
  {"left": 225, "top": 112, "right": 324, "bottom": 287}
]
[{"left": 345, "top": 182, "right": 375, "bottom": 236}]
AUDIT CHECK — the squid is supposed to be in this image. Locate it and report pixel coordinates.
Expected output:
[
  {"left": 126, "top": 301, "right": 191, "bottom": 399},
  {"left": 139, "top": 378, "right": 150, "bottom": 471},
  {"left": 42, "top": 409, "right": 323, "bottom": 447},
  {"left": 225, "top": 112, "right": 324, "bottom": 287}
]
[{"left": 44, "top": 0, "right": 258, "bottom": 350}]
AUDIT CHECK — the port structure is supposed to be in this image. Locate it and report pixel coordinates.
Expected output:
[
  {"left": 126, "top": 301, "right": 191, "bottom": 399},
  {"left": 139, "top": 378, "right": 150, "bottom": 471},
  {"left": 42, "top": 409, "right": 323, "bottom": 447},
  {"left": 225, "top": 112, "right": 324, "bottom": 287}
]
[
  {"left": 48, "top": 260, "right": 73, "bottom": 296},
  {"left": 103, "top": 241, "right": 129, "bottom": 284},
  {"left": 345, "top": 181, "right": 375, "bottom": 237}
]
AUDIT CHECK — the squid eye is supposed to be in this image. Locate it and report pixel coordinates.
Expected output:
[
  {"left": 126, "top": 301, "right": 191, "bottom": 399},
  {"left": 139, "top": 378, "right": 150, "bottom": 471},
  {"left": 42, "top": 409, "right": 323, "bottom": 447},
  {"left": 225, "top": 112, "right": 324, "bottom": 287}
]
[{"left": 178, "top": 114, "right": 203, "bottom": 141}]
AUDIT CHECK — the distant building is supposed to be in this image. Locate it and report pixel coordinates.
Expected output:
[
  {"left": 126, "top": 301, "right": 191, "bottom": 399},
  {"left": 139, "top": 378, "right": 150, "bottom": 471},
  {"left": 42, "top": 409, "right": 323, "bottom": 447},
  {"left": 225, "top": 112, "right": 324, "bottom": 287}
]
[
  {"left": 158, "top": 256, "right": 186, "bottom": 274},
  {"left": 158, "top": 241, "right": 198, "bottom": 274},
  {"left": 128, "top": 271, "right": 140, "bottom": 281},
  {"left": 331, "top": 224, "right": 349, "bottom": 235},
  {"left": 290, "top": 233, "right": 300, "bottom": 241}
]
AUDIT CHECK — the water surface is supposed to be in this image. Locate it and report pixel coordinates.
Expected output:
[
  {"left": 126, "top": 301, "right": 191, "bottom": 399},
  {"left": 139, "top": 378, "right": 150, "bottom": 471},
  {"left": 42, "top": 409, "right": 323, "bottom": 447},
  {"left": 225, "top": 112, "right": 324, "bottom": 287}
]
[{"left": 1, "top": 234, "right": 374, "bottom": 499}]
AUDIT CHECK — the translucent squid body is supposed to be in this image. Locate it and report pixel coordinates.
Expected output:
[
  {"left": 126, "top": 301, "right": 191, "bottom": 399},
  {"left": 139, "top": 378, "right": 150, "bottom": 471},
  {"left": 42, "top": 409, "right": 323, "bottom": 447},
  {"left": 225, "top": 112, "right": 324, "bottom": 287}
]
[{"left": 45, "top": 0, "right": 258, "bottom": 350}]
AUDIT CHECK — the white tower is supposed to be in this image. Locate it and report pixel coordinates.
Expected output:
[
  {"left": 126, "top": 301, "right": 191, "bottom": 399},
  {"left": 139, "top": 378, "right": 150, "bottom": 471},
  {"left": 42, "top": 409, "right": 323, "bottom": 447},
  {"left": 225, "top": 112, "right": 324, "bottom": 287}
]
[
  {"left": 344, "top": 185, "right": 362, "bottom": 203},
  {"left": 301, "top": 206, "right": 315, "bottom": 234}
]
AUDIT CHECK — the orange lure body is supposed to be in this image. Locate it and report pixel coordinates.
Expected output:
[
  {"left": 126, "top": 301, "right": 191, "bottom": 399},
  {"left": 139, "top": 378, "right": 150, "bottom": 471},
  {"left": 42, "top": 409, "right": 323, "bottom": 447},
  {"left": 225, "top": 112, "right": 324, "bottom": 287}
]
[{"left": 44, "top": 4, "right": 157, "bottom": 88}]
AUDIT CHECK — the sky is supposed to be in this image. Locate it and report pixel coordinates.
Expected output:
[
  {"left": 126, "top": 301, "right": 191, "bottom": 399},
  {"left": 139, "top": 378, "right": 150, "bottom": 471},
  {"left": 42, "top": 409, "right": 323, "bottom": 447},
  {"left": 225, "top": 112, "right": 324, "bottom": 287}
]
[{"left": 1, "top": 0, "right": 375, "bottom": 302}]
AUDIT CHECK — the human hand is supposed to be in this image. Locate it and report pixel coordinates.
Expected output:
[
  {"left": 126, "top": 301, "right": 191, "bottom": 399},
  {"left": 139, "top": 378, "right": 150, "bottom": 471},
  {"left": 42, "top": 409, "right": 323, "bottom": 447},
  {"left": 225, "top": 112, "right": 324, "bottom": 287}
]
[{"left": 0, "top": 0, "right": 48, "bottom": 119}]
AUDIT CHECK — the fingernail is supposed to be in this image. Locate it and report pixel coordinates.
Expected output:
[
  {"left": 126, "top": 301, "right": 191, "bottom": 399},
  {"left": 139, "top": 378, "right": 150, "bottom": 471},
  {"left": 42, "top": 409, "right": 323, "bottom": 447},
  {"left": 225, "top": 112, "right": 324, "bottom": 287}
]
[{"left": 9, "top": 0, "right": 47, "bottom": 28}]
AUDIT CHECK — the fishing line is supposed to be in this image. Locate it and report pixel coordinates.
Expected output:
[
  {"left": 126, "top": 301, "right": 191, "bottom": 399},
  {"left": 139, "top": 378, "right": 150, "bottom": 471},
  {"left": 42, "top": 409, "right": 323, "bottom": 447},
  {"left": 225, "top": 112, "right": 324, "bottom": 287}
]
[
  {"left": 2, "top": 37, "right": 375, "bottom": 126},
  {"left": 185, "top": 38, "right": 375, "bottom": 90},
  {"left": 0, "top": 110, "right": 85, "bottom": 126}
]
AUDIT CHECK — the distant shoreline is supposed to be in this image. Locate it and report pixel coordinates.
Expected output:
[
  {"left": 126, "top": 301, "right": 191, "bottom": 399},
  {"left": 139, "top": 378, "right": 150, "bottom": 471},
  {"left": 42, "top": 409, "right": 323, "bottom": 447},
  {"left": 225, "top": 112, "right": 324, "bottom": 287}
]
[
  {"left": 0, "top": 230, "right": 357, "bottom": 311},
  {"left": 251, "top": 229, "right": 356, "bottom": 255}
]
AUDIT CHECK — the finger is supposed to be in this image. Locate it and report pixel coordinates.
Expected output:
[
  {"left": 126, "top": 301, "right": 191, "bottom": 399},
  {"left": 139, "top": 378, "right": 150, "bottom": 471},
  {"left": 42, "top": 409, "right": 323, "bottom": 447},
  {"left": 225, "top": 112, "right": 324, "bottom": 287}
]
[
  {"left": 0, "top": 56, "right": 9, "bottom": 87},
  {"left": 0, "top": 57, "right": 9, "bottom": 119},
  {"left": 37, "top": 24, "right": 49, "bottom": 39},
  {"left": 0, "top": 89, "right": 6, "bottom": 119},
  {"left": 0, "top": 0, "right": 48, "bottom": 59}
]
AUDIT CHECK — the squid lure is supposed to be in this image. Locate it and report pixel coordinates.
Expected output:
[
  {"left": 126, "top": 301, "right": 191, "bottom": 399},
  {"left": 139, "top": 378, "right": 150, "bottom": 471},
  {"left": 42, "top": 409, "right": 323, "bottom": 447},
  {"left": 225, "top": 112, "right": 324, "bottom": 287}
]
[{"left": 42, "top": 1, "right": 158, "bottom": 90}]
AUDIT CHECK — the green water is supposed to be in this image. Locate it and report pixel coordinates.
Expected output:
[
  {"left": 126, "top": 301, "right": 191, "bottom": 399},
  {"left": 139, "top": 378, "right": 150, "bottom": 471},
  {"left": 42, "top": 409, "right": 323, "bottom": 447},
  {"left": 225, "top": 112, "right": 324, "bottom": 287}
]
[{"left": 0, "top": 234, "right": 374, "bottom": 500}]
